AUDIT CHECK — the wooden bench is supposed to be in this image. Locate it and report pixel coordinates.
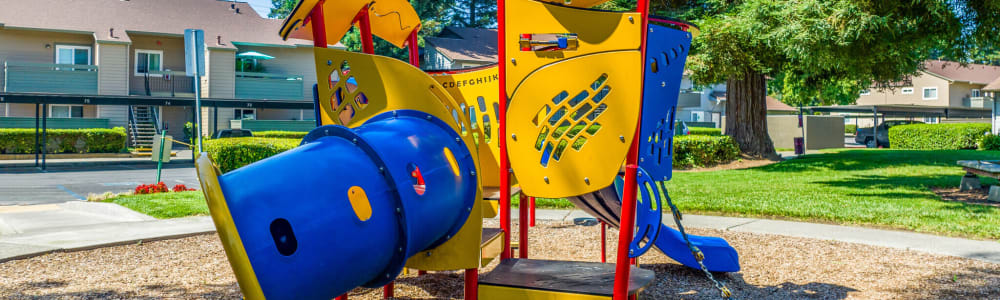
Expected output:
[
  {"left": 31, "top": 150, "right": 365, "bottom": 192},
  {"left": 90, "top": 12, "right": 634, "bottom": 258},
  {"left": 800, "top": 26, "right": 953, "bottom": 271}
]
[{"left": 957, "top": 160, "right": 1000, "bottom": 202}]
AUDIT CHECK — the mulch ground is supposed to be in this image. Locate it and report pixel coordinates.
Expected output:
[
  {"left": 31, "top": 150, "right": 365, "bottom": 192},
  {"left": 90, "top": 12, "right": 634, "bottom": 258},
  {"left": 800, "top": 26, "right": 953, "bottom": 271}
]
[
  {"left": 1, "top": 219, "right": 998, "bottom": 299},
  {"left": 933, "top": 187, "right": 1000, "bottom": 208}
]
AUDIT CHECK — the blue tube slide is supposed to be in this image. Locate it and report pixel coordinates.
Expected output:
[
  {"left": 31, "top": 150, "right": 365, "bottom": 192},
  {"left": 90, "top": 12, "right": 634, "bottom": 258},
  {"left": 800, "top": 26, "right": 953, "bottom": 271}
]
[{"left": 212, "top": 110, "right": 477, "bottom": 299}]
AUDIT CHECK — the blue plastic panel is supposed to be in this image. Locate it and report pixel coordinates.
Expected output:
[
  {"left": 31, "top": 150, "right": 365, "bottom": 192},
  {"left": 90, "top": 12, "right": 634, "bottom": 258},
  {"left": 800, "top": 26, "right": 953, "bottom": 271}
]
[{"left": 638, "top": 24, "right": 692, "bottom": 181}]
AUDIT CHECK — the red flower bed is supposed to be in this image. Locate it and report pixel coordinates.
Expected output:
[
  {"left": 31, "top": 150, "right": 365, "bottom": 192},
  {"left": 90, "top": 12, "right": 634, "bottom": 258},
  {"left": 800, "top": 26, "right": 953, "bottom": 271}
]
[{"left": 135, "top": 182, "right": 196, "bottom": 194}]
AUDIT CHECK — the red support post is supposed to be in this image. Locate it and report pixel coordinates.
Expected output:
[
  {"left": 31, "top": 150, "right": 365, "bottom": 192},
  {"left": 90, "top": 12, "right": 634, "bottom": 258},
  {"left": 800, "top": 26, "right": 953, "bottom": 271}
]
[
  {"left": 309, "top": 1, "right": 327, "bottom": 48},
  {"left": 354, "top": 5, "right": 374, "bottom": 54},
  {"left": 529, "top": 196, "right": 536, "bottom": 227},
  {"left": 518, "top": 193, "right": 529, "bottom": 258},
  {"left": 383, "top": 282, "right": 394, "bottom": 299},
  {"left": 418, "top": 270, "right": 427, "bottom": 276},
  {"left": 600, "top": 221, "right": 607, "bottom": 263},
  {"left": 465, "top": 268, "right": 479, "bottom": 300},
  {"left": 407, "top": 30, "right": 420, "bottom": 67},
  {"left": 613, "top": 0, "right": 650, "bottom": 298},
  {"left": 336, "top": 294, "right": 348, "bottom": 300},
  {"left": 497, "top": 0, "right": 512, "bottom": 261}
]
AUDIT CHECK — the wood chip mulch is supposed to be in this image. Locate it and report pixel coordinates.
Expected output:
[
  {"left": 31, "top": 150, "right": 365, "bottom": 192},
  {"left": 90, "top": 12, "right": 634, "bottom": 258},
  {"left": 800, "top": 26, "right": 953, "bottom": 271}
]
[{"left": 2, "top": 219, "right": 998, "bottom": 299}]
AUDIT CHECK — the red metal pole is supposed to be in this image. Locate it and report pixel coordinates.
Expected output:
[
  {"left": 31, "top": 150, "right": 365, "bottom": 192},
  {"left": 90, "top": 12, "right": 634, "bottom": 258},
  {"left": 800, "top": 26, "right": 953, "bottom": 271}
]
[
  {"left": 465, "top": 268, "right": 479, "bottom": 300},
  {"left": 497, "top": 0, "right": 512, "bottom": 261},
  {"left": 407, "top": 30, "right": 420, "bottom": 67},
  {"left": 614, "top": 1, "right": 650, "bottom": 299},
  {"left": 336, "top": 294, "right": 347, "bottom": 300},
  {"left": 600, "top": 221, "right": 607, "bottom": 263},
  {"left": 418, "top": 270, "right": 427, "bottom": 276},
  {"left": 383, "top": 282, "right": 394, "bottom": 299},
  {"left": 518, "top": 193, "right": 529, "bottom": 258},
  {"left": 309, "top": 1, "right": 327, "bottom": 48},
  {"left": 529, "top": 196, "right": 536, "bottom": 227},
  {"left": 354, "top": 5, "right": 374, "bottom": 54}
]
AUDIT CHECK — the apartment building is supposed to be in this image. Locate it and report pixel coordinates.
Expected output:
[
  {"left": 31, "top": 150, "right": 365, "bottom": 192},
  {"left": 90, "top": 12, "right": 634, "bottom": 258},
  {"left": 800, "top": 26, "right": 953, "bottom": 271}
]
[{"left": 0, "top": 0, "right": 324, "bottom": 145}]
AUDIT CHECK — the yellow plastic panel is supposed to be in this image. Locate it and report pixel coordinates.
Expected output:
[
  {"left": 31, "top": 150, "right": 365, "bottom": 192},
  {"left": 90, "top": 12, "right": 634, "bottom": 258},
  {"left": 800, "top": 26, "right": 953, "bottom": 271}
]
[
  {"left": 480, "top": 285, "right": 610, "bottom": 300},
  {"left": 430, "top": 66, "right": 502, "bottom": 188},
  {"left": 506, "top": 51, "right": 641, "bottom": 198},
  {"left": 504, "top": 0, "right": 641, "bottom": 95},
  {"left": 194, "top": 153, "right": 265, "bottom": 300},
  {"left": 280, "top": 0, "right": 421, "bottom": 48},
  {"left": 535, "top": 0, "right": 613, "bottom": 9},
  {"left": 405, "top": 187, "right": 484, "bottom": 270},
  {"left": 347, "top": 186, "right": 372, "bottom": 221}
]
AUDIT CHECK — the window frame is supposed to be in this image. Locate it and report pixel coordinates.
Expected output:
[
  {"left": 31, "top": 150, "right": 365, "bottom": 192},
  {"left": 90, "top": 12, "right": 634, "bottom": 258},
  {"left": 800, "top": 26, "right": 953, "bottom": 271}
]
[
  {"left": 922, "top": 87, "right": 939, "bottom": 100},
  {"left": 972, "top": 89, "right": 983, "bottom": 98},
  {"left": 901, "top": 87, "right": 914, "bottom": 95},
  {"left": 234, "top": 108, "right": 257, "bottom": 120},
  {"left": 134, "top": 49, "right": 164, "bottom": 76},
  {"left": 49, "top": 104, "right": 84, "bottom": 118},
  {"left": 54, "top": 45, "right": 92, "bottom": 65},
  {"left": 860, "top": 89, "right": 871, "bottom": 96}
]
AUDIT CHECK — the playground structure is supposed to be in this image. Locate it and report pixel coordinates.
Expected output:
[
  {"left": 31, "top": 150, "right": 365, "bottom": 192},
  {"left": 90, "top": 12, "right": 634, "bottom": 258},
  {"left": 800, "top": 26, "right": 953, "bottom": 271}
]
[{"left": 194, "top": 0, "right": 738, "bottom": 299}]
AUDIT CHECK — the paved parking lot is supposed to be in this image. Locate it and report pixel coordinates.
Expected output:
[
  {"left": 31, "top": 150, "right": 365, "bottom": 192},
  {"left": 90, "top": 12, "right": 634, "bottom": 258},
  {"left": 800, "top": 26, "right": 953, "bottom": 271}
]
[{"left": 0, "top": 165, "right": 197, "bottom": 205}]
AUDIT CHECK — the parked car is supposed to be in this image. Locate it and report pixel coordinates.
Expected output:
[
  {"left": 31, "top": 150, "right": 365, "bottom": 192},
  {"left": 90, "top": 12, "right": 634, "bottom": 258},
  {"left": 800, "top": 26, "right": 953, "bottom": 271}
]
[
  {"left": 213, "top": 129, "right": 254, "bottom": 139},
  {"left": 854, "top": 120, "right": 924, "bottom": 148}
]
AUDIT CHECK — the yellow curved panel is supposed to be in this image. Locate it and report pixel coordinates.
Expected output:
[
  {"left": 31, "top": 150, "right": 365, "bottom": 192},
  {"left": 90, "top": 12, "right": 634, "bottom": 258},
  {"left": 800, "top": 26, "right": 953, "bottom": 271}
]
[
  {"left": 347, "top": 186, "right": 373, "bottom": 221},
  {"left": 535, "top": 0, "right": 613, "bottom": 8},
  {"left": 430, "top": 67, "right": 502, "bottom": 188},
  {"left": 507, "top": 51, "right": 641, "bottom": 198},
  {"left": 194, "top": 153, "right": 265, "bottom": 300},
  {"left": 280, "top": 0, "right": 421, "bottom": 48},
  {"left": 504, "top": 0, "right": 641, "bottom": 95}
]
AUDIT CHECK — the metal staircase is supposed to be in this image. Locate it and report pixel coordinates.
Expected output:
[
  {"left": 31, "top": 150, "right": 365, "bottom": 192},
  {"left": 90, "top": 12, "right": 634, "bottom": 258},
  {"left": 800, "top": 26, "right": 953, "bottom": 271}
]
[{"left": 128, "top": 105, "right": 160, "bottom": 153}]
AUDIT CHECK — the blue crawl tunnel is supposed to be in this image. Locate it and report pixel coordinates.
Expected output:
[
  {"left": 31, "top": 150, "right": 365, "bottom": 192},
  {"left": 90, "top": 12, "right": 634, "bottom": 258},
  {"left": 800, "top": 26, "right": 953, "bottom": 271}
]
[{"left": 211, "top": 110, "right": 477, "bottom": 299}]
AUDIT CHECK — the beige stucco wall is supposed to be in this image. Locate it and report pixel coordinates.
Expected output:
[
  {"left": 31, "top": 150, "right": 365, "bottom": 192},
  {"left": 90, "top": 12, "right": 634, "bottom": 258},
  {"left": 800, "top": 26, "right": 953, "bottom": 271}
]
[
  {"left": 127, "top": 34, "right": 187, "bottom": 95},
  {"left": 4, "top": 103, "right": 97, "bottom": 118},
  {"left": 766, "top": 115, "right": 844, "bottom": 150},
  {"left": 856, "top": 72, "right": 951, "bottom": 107},
  {"left": 234, "top": 45, "right": 315, "bottom": 101},
  {"left": 160, "top": 105, "right": 193, "bottom": 138},
  {"left": 949, "top": 82, "right": 987, "bottom": 107},
  {"left": 0, "top": 28, "right": 95, "bottom": 90},
  {"left": 95, "top": 42, "right": 131, "bottom": 127}
]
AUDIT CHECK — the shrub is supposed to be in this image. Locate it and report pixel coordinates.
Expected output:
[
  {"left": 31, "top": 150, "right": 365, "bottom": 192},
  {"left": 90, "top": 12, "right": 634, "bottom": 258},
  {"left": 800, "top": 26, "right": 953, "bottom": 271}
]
[
  {"left": 980, "top": 134, "right": 1000, "bottom": 151},
  {"left": 0, "top": 127, "right": 126, "bottom": 154},
  {"left": 888, "top": 123, "right": 990, "bottom": 150},
  {"left": 204, "top": 137, "right": 300, "bottom": 173},
  {"left": 688, "top": 127, "right": 722, "bottom": 136},
  {"left": 845, "top": 124, "right": 857, "bottom": 135},
  {"left": 253, "top": 130, "right": 308, "bottom": 139},
  {"left": 673, "top": 135, "right": 740, "bottom": 169}
]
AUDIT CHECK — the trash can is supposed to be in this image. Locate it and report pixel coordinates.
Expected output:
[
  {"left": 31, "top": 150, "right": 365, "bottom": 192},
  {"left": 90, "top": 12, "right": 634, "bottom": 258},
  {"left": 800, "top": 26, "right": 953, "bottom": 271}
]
[{"left": 793, "top": 137, "right": 805, "bottom": 155}]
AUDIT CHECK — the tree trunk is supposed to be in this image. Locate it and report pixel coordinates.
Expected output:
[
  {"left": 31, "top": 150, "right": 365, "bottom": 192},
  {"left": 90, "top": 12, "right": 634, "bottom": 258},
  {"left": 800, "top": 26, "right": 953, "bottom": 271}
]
[{"left": 725, "top": 71, "right": 777, "bottom": 158}]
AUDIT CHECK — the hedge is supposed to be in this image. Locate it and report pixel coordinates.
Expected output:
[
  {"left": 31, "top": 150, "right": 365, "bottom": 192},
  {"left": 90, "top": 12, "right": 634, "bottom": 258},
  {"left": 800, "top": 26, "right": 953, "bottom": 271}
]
[
  {"left": 980, "top": 134, "right": 1000, "bottom": 151},
  {"left": 205, "top": 137, "right": 301, "bottom": 173},
  {"left": 845, "top": 124, "right": 857, "bottom": 135},
  {"left": 673, "top": 135, "right": 740, "bottom": 169},
  {"left": 888, "top": 123, "right": 990, "bottom": 150},
  {"left": 0, "top": 127, "right": 126, "bottom": 154},
  {"left": 253, "top": 131, "right": 308, "bottom": 139},
  {"left": 688, "top": 127, "right": 722, "bottom": 136}
]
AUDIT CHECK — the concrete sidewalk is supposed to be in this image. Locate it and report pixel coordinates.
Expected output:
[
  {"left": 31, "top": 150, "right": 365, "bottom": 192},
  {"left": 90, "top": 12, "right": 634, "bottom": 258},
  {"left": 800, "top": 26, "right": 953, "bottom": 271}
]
[
  {"left": 1, "top": 205, "right": 998, "bottom": 265},
  {"left": 0, "top": 202, "right": 213, "bottom": 263},
  {"left": 0, "top": 149, "right": 194, "bottom": 169}
]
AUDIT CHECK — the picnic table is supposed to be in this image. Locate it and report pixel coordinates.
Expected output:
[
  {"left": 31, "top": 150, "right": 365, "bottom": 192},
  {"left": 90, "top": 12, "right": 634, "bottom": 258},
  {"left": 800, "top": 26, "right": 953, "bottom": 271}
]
[{"left": 957, "top": 160, "right": 1000, "bottom": 202}]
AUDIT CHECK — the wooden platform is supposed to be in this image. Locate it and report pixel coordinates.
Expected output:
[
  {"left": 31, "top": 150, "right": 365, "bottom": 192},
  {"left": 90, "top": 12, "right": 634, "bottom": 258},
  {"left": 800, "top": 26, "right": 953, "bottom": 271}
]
[
  {"left": 478, "top": 259, "right": 655, "bottom": 299},
  {"left": 480, "top": 228, "right": 504, "bottom": 266}
]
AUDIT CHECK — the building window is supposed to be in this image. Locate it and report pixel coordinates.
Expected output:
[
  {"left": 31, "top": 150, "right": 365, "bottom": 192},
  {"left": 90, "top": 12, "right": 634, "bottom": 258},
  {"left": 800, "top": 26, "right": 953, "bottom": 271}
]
[
  {"left": 55, "top": 45, "right": 91, "bottom": 65},
  {"left": 135, "top": 49, "right": 163, "bottom": 76},
  {"left": 972, "top": 89, "right": 983, "bottom": 98},
  {"left": 691, "top": 111, "right": 705, "bottom": 122},
  {"left": 923, "top": 87, "right": 938, "bottom": 100},
  {"left": 234, "top": 109, "right": 256, "bottom": 120},
  {"left": 860, "top": 89, "right": 871, "bottom": 96},
  {"left": 901, "top": 87, "right": 914, "bottom": 94},
  {"left": 923, "top": 117, "right": 939, "bottom": 124},
  {"left": 50, "top": 105, "right": 83, "bottom": 118}
]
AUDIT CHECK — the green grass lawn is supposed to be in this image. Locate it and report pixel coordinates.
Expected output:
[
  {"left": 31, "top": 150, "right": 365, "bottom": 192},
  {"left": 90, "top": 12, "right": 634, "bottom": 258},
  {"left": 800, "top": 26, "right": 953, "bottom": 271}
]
[
  {"left": 664, "top": 149, "right": 1000, "bottom": 240},
  {"left": 105, "top": 191, "right": 208, "bottom": 219}
]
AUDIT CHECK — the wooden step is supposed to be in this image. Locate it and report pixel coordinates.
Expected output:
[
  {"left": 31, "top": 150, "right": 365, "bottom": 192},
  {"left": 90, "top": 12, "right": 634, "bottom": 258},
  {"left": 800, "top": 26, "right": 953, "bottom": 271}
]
[
  {"left": 478, "top": 259, "right": 655, "bottom": 299},
  {"left": 481, "top": 228, "right": 504, "bottom": 266}
]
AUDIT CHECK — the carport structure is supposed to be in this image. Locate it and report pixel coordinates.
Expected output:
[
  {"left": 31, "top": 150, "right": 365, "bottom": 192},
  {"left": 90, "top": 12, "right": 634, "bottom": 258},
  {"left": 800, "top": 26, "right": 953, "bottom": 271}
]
[
  {"left": 807, "top": 104, "right": 991, "bottom": 146},
  {"left": 0, "top": 92, "right": 314, "bottom": 170}
]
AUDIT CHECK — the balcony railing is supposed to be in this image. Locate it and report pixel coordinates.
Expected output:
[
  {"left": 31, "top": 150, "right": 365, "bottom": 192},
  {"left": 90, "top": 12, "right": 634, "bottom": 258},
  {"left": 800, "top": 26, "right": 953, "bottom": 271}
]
[
  {"left": 965, "top": 96, "right": 993, "bottom": 108},
  {"left": 140, "top": 70, "right": 196, "bottom": 97},
  {"left": 235, "top": 72, "right": 304, "bottom": 100},
  {"left": 3, "top": 61, "right": 98, "bottom": 94}
]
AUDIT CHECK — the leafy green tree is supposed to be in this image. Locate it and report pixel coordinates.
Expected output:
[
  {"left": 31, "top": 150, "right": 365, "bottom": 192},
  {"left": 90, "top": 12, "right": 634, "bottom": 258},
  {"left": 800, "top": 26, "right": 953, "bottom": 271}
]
[
  {"left": 449, "top": 0, "right": 498, "bottom": 27},
  {"left": 268, "top": 0, "right": 296, "bottom": 18},
  {"left": 655, "top": 0, "right": 997, "bottom": 157}
]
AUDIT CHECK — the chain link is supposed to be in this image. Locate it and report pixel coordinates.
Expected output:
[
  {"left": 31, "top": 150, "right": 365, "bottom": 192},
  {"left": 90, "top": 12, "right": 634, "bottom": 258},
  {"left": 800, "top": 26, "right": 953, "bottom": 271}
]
[{"left": 660, "top": 182, "right": 734, "bottom": 300}]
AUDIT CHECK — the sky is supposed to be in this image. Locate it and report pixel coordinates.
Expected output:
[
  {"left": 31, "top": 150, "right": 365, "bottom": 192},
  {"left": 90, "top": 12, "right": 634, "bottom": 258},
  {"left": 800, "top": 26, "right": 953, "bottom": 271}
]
[{"left": 242, "top": 0, "right": 274, "bottom": 18}]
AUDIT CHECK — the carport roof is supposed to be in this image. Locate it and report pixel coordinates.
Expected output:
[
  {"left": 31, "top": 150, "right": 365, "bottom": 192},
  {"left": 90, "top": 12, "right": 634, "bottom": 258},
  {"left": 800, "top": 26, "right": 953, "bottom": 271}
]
[{"left": 806, "top": 104, "right": 990, "bottom": 118}]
